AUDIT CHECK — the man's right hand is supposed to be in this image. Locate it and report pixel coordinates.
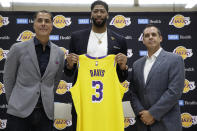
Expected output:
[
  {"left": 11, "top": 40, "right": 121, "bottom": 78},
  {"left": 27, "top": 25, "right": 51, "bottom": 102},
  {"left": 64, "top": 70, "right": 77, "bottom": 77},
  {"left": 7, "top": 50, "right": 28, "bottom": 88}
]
[{"left": 66, "top": 53, "right": 79, "bottom": 70}]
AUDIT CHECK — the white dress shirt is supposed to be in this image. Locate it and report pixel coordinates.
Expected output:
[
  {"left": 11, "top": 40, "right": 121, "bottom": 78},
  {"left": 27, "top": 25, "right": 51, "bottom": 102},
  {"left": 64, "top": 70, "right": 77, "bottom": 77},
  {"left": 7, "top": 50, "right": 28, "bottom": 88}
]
[
  {"left": 144, "top": 48, "right": 162, "bottom": 84},
  {"left": 87, "top": 30, "right": 108, "bottom": 57}
]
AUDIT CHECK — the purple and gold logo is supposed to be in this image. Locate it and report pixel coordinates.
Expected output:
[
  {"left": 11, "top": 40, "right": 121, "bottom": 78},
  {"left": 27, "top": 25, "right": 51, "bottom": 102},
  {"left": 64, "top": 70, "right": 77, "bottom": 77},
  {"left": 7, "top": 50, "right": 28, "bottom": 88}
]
[
  {"left": 56, "top": 80, "right": 72, "bottom": 95},
  {"left": 173, "top": 46, "right": 193, "bottom": 60},
  {"left": 0, "top": 15, "right": 9, "bottom": 28},
  {"left": 53, "top": 119, "right": 72, "bottom": 130},
  {"left": 17, "top": 30, "right": 35, "bottom": 42},
  {"left": 53, "top": 15, "right": 71, "bottom": 29},
  {"left": 110, "top": 15, "right": 131, "bottom": 29}
]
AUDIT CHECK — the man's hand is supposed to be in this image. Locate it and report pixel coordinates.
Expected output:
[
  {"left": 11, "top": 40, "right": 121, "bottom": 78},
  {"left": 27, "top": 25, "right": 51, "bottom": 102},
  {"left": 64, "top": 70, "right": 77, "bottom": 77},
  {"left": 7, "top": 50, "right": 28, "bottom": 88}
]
[
  {"left": 139, "top": 110, "right": 155, "bottom": 125},
  {"left": 66, "top": 53, "right": 79, "bottom": 69},
  {"left": 115, "top": 53, "right": 127, "bottom": 70}
]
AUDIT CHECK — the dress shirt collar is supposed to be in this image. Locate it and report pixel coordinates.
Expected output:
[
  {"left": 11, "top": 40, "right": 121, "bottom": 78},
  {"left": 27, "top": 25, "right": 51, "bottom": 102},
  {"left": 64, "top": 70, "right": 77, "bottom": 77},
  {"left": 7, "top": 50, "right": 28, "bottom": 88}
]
[
  {"left": 34, "top": 37, "right": 51, "bottom": 48},
  {"left": 146, "top": 47, "right": 162, "bottom": 59}
]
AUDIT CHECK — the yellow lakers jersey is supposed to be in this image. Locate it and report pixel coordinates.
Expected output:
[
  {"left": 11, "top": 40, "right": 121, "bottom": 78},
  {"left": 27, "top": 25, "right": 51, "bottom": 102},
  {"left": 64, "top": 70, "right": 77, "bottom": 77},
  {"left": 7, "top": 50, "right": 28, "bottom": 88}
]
[{"left": 70, "top": 54, "right": 126, "bottom": 131}]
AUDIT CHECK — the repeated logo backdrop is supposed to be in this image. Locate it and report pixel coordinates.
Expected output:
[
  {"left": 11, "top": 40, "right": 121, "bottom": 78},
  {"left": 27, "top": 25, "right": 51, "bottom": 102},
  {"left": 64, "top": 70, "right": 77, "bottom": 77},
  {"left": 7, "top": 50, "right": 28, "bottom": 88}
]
[{"left": 0, "top": 11, "right": 197, "bottom": 131}]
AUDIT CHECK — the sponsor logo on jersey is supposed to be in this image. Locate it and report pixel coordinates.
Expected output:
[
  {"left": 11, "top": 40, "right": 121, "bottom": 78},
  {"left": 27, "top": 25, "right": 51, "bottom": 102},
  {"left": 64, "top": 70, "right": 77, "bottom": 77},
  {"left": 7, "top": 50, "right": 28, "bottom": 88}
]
[
  {"left": 16, "top": 30, "right": 35, "bottom": 42},
  {"left": 0, "top": 82, "right": 5, "bottom": 95},
  {"left": 53, "top": 119, "right": 72, "bottom": 130},
  {"left": 173, "top": 46, "right": 193, "bottom": 60},
  {"left": 169, "top": 14, "right": 190, "bottom": 28},
  {"left": 124, "top": 117, "right": 136, "bottom": 128},
  {"left": 59, "top": 47, "right": 69, "bottom": 59},
  {"left": 181, "top": 113, "right": 197, "bottom": 128},
  {"left": 0, "top": 119, "right": 7, "bottom": 129},
  {"left": 0, "top": 48, "right": 9, "bottom": 61},
  {"left": 0, "top": 15, "right": 9, "bottom": 28},
  {"left": 56, "top": 80, "right": 72, "bottom": 95},
  {"left": 53, "top": 15, "right": 71, "bottom": 29},
  {"left": 183, "top": 79, "right": 196, "bottom": 94},
  {"left": 110, "top": 15, "right": 131, "bottom": 29},
  {"left": 16, "top": 18, "right": 28, "bottom": 24},
  {"left": 127, "top": 49, "right": 133, "bottom": 58}
]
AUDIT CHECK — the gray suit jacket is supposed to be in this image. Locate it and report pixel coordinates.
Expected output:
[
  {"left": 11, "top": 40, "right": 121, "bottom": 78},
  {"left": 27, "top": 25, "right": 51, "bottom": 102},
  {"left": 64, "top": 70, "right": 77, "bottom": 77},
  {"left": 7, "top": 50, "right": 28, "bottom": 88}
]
[
  {"left": 130, "top": 49, "right": 185, "bottom": 131},
  {"left": 3, "top": 38, "right": 65, "bottom": 120}
]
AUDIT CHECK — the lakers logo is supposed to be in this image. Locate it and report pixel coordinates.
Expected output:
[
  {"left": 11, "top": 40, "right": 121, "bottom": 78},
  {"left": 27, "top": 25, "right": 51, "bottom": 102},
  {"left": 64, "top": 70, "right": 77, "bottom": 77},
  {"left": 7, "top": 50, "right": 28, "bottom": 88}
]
[
  {"left": 169, "top": 14, "right": 190, "bottom": 28},
  {"left": 183, "top": 79, "right": 196, "bottom": 94},
  {"left": 124, "top": 117, "right": 136, "bottom": 128},
  {"left": 54, "top": 119, "right": 72, "bottom": 130},
  {"left": 181, "top": 113, "right": 194, "bottom": 128},
  {"left": 0, "top": 15, "right": 9, "bottom": 28},
  {"left": 0, "top": 48, "right": 9, "bottom": 61},
  {"left": 59, "top": 47, "right": 69, "bottom": 59},
  {"left": 110, "top": 15, "right": 131, "bottom": 29},
  {"left": 173, "top": 46, "right": 193, "bottom": 60},
  {"left": 56, "top": 80, "right": 72, "bottom": 95},
  {"left": 17, "top": 30, "right": 35, "bottom": 42},
  {"left": 53, "top": 15, "right": 71, "bottom": 29},
  {"left": 0, "top": 82, "right": 5, "bottom": 95},
  {"left": 121, "top": 80, "right": 130, "bottom": 93},
  {"left": 0, "top": 48, "right": 4, "bottom": 61}
]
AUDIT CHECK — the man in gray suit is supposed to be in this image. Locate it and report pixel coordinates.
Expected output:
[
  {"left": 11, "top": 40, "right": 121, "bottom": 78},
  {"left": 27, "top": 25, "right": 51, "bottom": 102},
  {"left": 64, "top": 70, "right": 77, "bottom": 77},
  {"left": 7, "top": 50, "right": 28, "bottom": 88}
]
[
  {"left": 130, "top": 24, "right": 185, "bottom": 131},
  {"left": 3, "top": 10, "right": 64, "bottom": 131}
]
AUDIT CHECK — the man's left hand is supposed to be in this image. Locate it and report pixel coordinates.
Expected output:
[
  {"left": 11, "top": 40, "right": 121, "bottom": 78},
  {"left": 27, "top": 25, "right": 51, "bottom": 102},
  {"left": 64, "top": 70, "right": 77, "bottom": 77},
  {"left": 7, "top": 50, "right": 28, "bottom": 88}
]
[
  {"left": 115, "top": 53, "right": 127, "bottom": 70},
  {"left": 139, "top": 110, "right": 155, "bottom": 125}
]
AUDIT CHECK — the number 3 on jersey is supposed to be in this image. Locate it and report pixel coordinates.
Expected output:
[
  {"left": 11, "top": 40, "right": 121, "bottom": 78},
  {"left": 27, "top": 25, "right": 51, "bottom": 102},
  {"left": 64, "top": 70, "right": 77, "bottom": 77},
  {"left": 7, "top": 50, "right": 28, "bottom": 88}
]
[{"left": 92, "top": 81, "right": 103, "bottom": 102}]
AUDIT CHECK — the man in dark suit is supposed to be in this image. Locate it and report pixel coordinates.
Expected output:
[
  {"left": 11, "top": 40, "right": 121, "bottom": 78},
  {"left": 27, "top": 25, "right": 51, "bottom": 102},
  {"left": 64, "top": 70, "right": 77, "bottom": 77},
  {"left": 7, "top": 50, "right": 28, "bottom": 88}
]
[
  {"left": 3, "top": 10, "right": 65, "bottom": 131},
  {"left": 64, "top": 0, "right": 128, "bottom": 130},
  {"left": 130, "top": 24, "right": 185, "bottom": 131}
]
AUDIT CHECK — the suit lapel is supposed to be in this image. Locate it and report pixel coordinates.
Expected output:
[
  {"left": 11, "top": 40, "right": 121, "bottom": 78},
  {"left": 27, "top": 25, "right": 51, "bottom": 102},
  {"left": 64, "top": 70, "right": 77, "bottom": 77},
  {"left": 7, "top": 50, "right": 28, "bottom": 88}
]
[
  {"left": 107, "top": 29, "right": 116, "bottom": 54},
  {"left": 145, "top": 50, "right": 166, "bottom": 86},
  {"left": 26, "top": 38, "right": 41, "bottom": 76},
  {"left": 140, "top": 57, "right": 146, "bottom": 87},
  {"left": 82, "top": 29, "right": 91, "bottom": 53}
]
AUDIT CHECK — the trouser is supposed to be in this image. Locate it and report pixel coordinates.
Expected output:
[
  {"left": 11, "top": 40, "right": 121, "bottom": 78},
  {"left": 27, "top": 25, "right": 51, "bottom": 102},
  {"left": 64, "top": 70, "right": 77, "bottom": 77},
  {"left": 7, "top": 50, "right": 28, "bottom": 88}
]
[{"left": 7, "top": 107, "right": 53, "bottom": 131}]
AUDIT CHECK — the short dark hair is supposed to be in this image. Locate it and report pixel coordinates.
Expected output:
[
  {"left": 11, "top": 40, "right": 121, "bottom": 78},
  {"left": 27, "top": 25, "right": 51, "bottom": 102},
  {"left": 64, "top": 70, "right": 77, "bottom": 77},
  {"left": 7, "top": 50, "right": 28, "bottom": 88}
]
[
  {"left": 33, "top": 10, "right": 53, "bottom": 21},
  {"left": 91, "top": 0, "right": 109, "bottom": 12},
  {"left": 143, "top": 24, "right": 162, "bottom": 36}
]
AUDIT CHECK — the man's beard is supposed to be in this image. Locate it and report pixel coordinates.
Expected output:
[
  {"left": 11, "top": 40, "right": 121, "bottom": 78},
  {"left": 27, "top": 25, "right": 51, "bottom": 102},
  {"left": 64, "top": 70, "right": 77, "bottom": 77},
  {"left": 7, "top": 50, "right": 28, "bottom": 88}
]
[{"left": 92, "top": 17, "right": 107, "bottom": 27}]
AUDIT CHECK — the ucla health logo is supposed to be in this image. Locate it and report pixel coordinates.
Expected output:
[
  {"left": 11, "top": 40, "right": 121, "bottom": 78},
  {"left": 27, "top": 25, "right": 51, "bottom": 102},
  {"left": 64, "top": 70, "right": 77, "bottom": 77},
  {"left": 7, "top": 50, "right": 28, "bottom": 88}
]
[
  {"left": 56, "top": 80, "right": 72, "bottom": 95},
  {"left": 169, "top": 14, "right": 190, "bottom": 28},
  {"left": 173, "top": 46, "right": 193, "bottom": 60},
  {"left": 0, "top": 15, "right": 9, "bottom": 28},
  {"left": 0, "top": 48, "right": 9, "bottom": 61},
  {"left": 59, "top": 47, "right": 69, "bottom": 60},
  {"left": 54, "top": 119, "right": 72, "bottom": 130},
  {"left": 78, "top": 19, "right": 90, "bottom": 24},
  {"left": 110, "top": 15, "right": 131, "bottom": 29},
  {"left": 181, "top": 113, "right": 197, "bottom": 128},
  {"left": 53, "top": 15, "right": 71, "bottom": 29},
  {"left": 183, "top": 79, "right": 196, "bottom": 94},
  {"left": 16, "top": 18, "right": 28, "bottom": 24},
  {"left": 17, "top": 30, "right": 35, "bottom": 42}
]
